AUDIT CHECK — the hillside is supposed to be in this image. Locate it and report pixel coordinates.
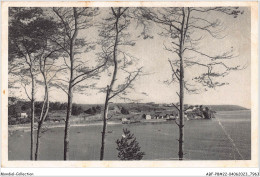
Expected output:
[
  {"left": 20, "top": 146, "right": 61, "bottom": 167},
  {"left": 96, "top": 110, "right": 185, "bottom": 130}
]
[
  {"left": 206, "top": 105, "right": 249, "bottom": 112},
  {"left": 8, "top": 96, "right": 249, "bottom": 125},
  {"left": 78, "top": 103, "right": 249, "bottom": 112}
]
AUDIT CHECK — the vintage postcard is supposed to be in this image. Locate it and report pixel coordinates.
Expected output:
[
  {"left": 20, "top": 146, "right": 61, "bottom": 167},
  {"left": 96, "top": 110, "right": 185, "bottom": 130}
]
[{"left": 1, "top": 1, "right": 258, "bottom": 168}]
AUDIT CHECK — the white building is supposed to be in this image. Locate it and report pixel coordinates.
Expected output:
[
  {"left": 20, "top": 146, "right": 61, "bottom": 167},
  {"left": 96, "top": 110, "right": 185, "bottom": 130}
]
[
  {"left": 122, "top": 118, "right": 128, "bottom": 122},
  {"left": 20, "top": 113, "right": 28, "bottom": 118},
  {"left": 122, "top": 118, "right": 130, "bottom": 124},
  {"left": 145, "top": 115, "right": 151, "bottom": 120}
]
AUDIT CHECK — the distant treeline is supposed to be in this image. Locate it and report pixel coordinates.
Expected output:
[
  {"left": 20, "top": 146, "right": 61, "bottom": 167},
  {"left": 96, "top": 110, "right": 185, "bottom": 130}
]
[
  {"left": 8, "top": 97, "right": 247, "bottom": 125},
  {"left": 9, "top": 101, "right": 67, "bottom": 117},
  {"left": 8, "top": 98, "right": 130, "bottom": 120},
  {"left": 206, "top": 105, "right": 249, "bottom": 112},
  {"left": 8, "top": 100, "right": 98, "bottom": 117},
  {"left": 8, "top": 100, "right": 98, "bottom": 125}
]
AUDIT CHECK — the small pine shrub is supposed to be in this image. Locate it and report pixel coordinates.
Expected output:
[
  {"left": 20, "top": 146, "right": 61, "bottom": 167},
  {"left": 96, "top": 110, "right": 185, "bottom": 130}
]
[{"left": 116, "top": 128, "right": 145, "bottom": 160}]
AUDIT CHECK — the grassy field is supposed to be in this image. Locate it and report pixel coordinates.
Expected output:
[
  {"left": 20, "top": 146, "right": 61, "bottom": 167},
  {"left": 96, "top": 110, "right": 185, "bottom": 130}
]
[{"left": 8, "top": 110, "right": 251, "bottom": 160}]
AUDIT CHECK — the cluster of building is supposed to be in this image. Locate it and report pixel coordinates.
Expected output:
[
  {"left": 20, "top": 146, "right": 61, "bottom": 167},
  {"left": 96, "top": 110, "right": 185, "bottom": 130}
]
[
  {"left": 185, "top": 105, "right": 215, "bottom": 119},
  {"left": 121, "top": 105, "right": 215, "bottom": 123},
  {"left": 143, "top": 113, "right": 176, "bottom": 120},
  {"left": 20, "top": 113, "right": 28, "bottom": 118},
  {"left": 121, "top": 113, "right": 177, "bottom": 124}
]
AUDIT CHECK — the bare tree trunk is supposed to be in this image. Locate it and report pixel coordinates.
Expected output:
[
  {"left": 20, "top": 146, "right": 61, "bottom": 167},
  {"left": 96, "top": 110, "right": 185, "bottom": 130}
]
[
  {"left": 63, "top": 7, "right": 78, "bottom": 160},
  {"left": 64, "top": 40, "right": 75, "bottom": 161},
  {"left": 35, "top": 77, "right": 49, "bottom": 160},
  {"left": 100, "top": 8, "right": 120, "bottom": 160},
  {"left": 177, "top": 8, "right": 186, "bottom": 161},
  {"left": 30, "top": 72, "right": 35, "bottom": 160},
  {"left": 35, "top": 122, "right": 42, "bottom": 160},
  {"left": 178, "top": 62, "right": 184, "bottom": 160},
  {"left": 63, "top": 40, "right": 75, "bottom": 160},
  {"left": 100, "top": 86, "right": 109, "bottom": 160},
  {"left": 64, "top": 86, "right": 73, "bottom": 160}
]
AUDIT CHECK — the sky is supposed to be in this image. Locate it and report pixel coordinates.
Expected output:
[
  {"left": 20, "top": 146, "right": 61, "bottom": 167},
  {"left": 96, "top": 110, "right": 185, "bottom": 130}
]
[{"left": 9, "top": 7, "right": 251, "bottom": 108}]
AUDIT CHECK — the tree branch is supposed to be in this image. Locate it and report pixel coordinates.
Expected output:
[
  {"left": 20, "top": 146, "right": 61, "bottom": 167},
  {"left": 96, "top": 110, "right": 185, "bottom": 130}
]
[{"left": 108, "top": 68, "right": 142, "bottom": 100}]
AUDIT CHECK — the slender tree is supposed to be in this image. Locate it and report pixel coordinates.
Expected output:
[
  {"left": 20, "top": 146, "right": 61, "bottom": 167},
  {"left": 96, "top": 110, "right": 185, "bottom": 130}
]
[
  {"left": 142, "top": 7, "right": 244, "bottom": 160},
  {"left": 51, "top": 7, "right": 108, "bottom": 160},
  {"left": 99, "top": 7, "right": 142, "bottom": 160},
  {"left": 9, "top": 7, "right": 49, "bottom": 160},
  {"left": 9, "top": 8, "right": 64, "bottom": 160},
  {"left": 34, "top": 40, "right": 64, "bottom": 160}
]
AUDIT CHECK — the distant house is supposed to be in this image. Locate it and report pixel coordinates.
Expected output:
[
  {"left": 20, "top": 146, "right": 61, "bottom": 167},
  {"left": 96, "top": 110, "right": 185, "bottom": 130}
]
[
  {"left": 145, "top": 115, "right": 151, "bottom": 120},
  {"left": 122, "top": 118, "right": 128, "bottom": 122},
  {"left": 194, "top": 115, "right": 202, "bottom": 119},
  {"left": 113, "top": 106, "right": 121, "bottom": 113},
  {"left": 20, "top": 113, "right": 28, "bottom": 118},
  {"left": 185, "top": 108, "right": 193, "bottom": 113},
  {"left": 122, "top": 118, "right": 130, "bottom": 124},
  {"left": 169, "top": 114, "right": 175, "bottom": 119},
  {"left": 152, "top": 114, "right": 158, "bottom": 119}
]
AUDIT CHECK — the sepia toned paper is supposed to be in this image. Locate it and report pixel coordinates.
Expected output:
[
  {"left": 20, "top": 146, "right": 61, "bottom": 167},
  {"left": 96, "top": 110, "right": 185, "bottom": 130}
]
[{"left": 1, "top": 1, "right": 258, "bottom": 168}]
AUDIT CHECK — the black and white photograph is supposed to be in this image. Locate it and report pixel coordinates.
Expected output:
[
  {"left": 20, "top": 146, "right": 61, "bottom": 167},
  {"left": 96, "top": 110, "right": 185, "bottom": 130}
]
[{"left": 1, "top": 1, "right": 258, "bottom": 169}]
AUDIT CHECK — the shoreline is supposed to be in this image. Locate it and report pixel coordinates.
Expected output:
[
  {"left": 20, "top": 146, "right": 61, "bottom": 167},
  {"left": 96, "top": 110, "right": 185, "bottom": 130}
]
[
  {"left": 8, "top": 121, "right": 121, "bottom": 132},
  {"left": 8, "top": 110, "right": 250, "bottom": 132},
  {"left": 8, "top": 119, "right": 169, "bottom": 132}
]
